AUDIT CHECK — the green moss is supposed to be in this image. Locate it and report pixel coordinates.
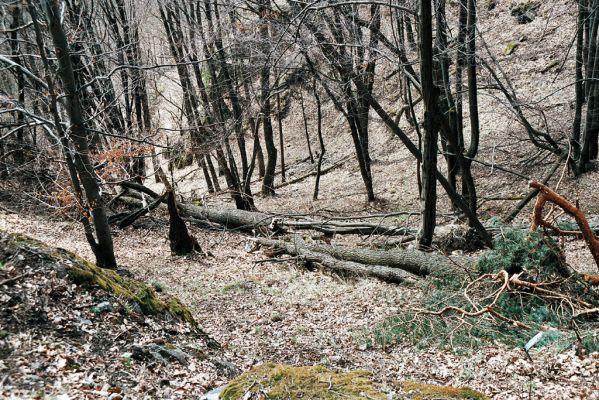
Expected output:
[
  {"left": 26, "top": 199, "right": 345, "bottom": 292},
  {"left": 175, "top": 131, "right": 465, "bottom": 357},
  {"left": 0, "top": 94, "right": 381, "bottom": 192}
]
[
  {"left": 403, "top": 381, "right": 487, "bottom": 400},
  {"left": 503, "top": 41, "right": 519, "bottom": 55},
  {"left": 4, "top": 230, "right": 195, "bottom": 325},
  {"left": 221, "top": 363, "right": 386, "bottom": 400}
]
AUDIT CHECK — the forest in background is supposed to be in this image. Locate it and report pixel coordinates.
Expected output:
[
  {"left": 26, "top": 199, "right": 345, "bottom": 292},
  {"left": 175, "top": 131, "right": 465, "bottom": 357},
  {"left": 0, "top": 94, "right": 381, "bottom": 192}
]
[{"left": 0, "top": 0, "right": 598, "bottom": 398}]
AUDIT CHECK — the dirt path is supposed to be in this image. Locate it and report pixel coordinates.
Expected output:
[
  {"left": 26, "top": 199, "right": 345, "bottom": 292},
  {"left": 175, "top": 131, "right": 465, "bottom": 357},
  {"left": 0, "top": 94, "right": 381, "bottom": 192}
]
[{"left": 1, "top": 210, "right": 597, "bottom": 399}]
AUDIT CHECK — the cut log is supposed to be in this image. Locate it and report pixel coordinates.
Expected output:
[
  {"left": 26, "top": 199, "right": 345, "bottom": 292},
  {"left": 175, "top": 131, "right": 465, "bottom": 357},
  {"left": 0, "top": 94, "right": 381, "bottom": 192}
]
[
  {"left": 255, "top": 236, "right": 419, "bottom": 284},
  {"left": 258, "top": 239, "right": 469, "bottom": 277}
]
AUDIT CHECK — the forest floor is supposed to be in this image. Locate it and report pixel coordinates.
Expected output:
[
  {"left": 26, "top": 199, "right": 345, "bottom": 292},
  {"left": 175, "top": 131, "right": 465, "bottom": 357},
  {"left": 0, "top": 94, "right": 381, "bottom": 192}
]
[
  {"left": 2, "top": 0, "right": 599, "bottom": 398},
  {"left": 1, "top": 183, "right": 598, "bottom": 400}
]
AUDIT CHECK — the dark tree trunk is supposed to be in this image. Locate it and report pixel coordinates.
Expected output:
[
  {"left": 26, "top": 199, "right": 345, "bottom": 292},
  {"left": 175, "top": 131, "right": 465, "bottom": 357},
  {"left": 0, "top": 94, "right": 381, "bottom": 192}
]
[
  {"left": 313, "top": 82, "right": 325, "bottom": 200},
  {"left": 9, "top": 2, "right": 25, "bottom": 165},
  {"left": 45, "top": 0, "right": 117, "bottom": 268},
  {"left": 199, "top": 156, "right": 215, "bottom": 193},
  {"left": 434, "top": 0, "right": 459, "bottom": 193},
  {"left": 277, "top": 93, "right": 286, "bottom": 182},
  {"left": 206, "top": 154, "right": 221, "bottom": 192},
  {"left": 419, "top": 0, "right": 438, "bottom": 248},
  {"left": 463, "top": 0, "right": 480, "bottom": 213},
  {"left": 299, "top": 90, "right": 314, "bottom": 164},
  {"left": 167, "top": 190, "right": 201, "bottom": 255},
  {"left": 260, "top": 0, "right": 276, "bottom": 196}
]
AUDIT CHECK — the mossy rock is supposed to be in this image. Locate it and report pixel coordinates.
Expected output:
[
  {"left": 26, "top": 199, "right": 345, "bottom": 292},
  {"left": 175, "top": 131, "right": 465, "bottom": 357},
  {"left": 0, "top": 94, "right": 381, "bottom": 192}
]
[
  {"left": 402, "top": 381, "right": 487, "bottom": 400},
  {"left": 2, "top": 230, "right": 195, "bottom": 325},
  {"left": 510, "top": 1, "right": 540, "bottom": 24},
  {"left": 220, "top": 363, "right": 386, "bottom": 399}
]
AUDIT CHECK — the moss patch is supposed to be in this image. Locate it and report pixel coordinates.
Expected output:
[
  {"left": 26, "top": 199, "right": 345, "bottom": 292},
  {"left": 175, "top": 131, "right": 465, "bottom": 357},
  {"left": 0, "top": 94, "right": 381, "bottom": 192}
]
[
  {"left": 3, "top": 231, "right": 195, "bottom": 325},
  {"left": 220, "top": 363, "right": 386, "bottom": 399},
  {"left": 402, "top": 381, "right": 487, "bottom": 400}
]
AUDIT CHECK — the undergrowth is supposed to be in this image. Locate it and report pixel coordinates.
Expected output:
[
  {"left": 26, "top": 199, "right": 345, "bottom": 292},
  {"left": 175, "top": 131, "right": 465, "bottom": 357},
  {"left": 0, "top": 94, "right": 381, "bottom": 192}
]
[{"left": 358, "top": 228, "right": 599, "bottom": 355}]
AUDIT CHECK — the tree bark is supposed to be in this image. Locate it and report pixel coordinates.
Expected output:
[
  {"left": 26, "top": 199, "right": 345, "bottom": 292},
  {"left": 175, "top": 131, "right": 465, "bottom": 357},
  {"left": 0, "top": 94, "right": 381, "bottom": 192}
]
[
  {"left": 45, "top": 0, "right": 117, "bottom": 268},
  {"left": 255, "top": 236, "right": 419, "bottom": 284},
  {"left": 419, "top": 0, "right": 438, "bottom": 248},
  {"left": 167, "top": 190, "right": 201, "bottom": 255}
]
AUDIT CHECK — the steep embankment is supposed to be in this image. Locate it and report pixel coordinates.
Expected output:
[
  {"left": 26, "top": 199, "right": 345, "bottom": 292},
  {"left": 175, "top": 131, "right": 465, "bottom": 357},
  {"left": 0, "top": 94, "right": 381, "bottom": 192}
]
[{"left": 0, "top": 229, "right": 235, "bottom": 399}]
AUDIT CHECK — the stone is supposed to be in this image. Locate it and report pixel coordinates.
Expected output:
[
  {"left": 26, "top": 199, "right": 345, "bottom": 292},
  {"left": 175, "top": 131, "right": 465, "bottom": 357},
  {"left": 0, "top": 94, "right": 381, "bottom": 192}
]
[{"left": 510, "top": 1, "right": 541, "bottom": 24}]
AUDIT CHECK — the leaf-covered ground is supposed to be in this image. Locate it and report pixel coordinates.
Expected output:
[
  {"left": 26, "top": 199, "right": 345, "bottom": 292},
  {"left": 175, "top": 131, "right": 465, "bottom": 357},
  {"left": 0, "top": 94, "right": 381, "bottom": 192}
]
[
  {"left": 0, "top": 229, "right": 236, "bottom": 399},
  {"left": 1, "top": 210, "right": 597, "bottom": 399},
  {"left": 2, "top": 2, "right": 599, "bottom": 397}
]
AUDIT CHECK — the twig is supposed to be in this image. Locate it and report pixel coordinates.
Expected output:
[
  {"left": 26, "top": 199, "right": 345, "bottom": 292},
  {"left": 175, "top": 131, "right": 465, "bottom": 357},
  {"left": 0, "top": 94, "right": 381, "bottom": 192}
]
[{"left": 0, "top": 272, "right": 29, "bottom": 286}]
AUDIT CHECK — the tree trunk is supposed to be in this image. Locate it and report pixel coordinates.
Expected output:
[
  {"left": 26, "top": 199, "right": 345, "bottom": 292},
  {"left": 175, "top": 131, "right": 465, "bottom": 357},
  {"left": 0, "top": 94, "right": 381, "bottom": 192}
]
[
  {"left": 45, "top": 0, "right": 117, "bottom": 268},
  {"left": 206, "top": 154, "right": 221, "bottom": 192},
  {"left": 255, "top": 236, "right": 419, "bottom": 284},
  {"left": 299, "top": 90, "right": 315, "bottom": 164},
  {"left": 572, "top": 0, "right": 586, "bottom": 166},
  {"left": 167, "top": 190, "right": 201, "bottom": 255},
  {"left": 277, "top": 93, "right": 286, "bottom": 182},
  {"left": 199, "top": 155, "right": 215, "bottom": 193},
  {"left": 419, "top": 0, "right": 438, "bottom": 248},
  {"left": 9, "top": 2, "right": 25, "bottom": 165},
  {"left": 313, "top": 82, "right": 325, "bottom": 200}
]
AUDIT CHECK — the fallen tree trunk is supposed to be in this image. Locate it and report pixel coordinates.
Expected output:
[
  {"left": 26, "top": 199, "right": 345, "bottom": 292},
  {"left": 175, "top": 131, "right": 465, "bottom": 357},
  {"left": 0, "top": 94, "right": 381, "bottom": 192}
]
[
  {"left": 272, "top": 219, "right": 413, "bottom": 236},
  {"left": 257, "top": 238, "right": 469, "bottom": 277},
  {"left": 179, "top": 203, "right": 415, "bottom": 237},
  {"left": 179, "top": 203, "right": 272, "bottom": 233},
  {"left": 112, "top": 187, "right": 422, "bottom": 238},
  {"left": 115, "top": 193, "right": 166, "bottom": 229},
  {"left": 255, "top": 236, "right": 419, "bottom": 284}
]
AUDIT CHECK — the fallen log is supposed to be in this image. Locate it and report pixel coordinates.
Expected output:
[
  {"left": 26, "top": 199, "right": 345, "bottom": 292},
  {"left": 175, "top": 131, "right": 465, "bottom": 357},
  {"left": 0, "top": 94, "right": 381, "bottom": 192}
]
[
  {"left": 113, "top": 186, "right": 418, "bottom": 238},
  {"left": 255, "top": 236, "right": 419, "bottom": 284},
  {"left": 272, "top": 219, "right": 413, "bottom": 236},
  {"left": 179, "top": 203, "right": 416, "bottom": 237},
  {"left": 179, "top": 203, "right": 272, "bottom": 233},
  {"left": 120, "top": 181, "right": 162, "bottom": 199},
  {"left": 264, "top": 239, "right": 470, "bottom": 277},
  {"left": 115, "top": 193, "right": 166, "bottom": 229}
]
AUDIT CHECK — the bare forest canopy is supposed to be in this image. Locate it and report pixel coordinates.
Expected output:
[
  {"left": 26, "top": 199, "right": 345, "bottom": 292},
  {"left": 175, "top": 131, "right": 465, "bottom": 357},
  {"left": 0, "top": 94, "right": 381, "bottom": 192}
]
[
  {"left": 1, "top": 0, "right": 599, "bottom": 397},
  {"left": 1, "top": 0, "right": 598, "bottom": 259}
]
